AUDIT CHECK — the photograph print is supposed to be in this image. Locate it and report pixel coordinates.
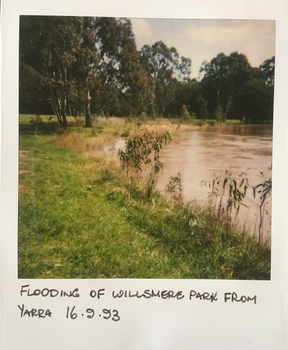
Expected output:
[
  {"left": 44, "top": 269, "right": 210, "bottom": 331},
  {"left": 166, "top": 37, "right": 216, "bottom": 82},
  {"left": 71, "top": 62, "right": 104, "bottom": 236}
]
[{"left": 18, "top": 16, "right": 274, "bottom": 279}]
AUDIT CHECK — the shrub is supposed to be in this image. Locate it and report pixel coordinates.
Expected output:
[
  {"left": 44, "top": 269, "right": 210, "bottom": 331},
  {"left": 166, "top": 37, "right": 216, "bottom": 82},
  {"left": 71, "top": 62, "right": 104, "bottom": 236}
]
[{"left": 118, "top": 128, "right": 172, "bottom": 197}]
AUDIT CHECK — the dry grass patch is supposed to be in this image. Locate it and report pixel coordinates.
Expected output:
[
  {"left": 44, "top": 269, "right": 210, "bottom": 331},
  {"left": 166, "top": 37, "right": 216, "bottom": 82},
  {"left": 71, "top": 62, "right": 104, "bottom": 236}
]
[{"left": 19, "top": 150, "right": 31, "bottom": 191}]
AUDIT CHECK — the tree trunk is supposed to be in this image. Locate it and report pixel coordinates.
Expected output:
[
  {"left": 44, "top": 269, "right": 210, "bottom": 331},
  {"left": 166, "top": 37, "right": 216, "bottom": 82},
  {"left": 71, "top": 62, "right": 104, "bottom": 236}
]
[
  {"left": 62, "top": 109, "right": 68, "bottom": 129},
  {"left": 85, "top": 89, "right": 92, "bottom": 127},
  {"left": 216, "top": 89, "right": 221, "bottom": 108}
]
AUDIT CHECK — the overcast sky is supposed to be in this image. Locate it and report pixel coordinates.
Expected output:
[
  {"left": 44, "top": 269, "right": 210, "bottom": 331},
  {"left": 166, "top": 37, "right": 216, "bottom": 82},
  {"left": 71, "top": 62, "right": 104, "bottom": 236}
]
[{"left": 130, "top": 18, "right": 275, "bottom": 79}]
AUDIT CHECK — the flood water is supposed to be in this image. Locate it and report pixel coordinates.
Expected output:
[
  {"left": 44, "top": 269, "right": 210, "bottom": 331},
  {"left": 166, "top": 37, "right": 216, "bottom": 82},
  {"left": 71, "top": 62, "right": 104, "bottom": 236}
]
[
  {"left": 157, "top": 125, "right": 273, "bottom": 243},
  {"left": 53, "top": 124, "right": 273, "bottom": 243}
]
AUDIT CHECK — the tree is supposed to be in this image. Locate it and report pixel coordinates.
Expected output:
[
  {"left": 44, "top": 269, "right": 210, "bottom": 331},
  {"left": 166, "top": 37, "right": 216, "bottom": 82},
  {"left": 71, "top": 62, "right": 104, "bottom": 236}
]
[
  {"left": 93, "top": 17, "right": 148, "bottom": 116},
  {"left": 71, "top": 17, "right": 101, "bottom": 127},
  {"left": 140, "top": 41, "right": 191, "bottom": 116},
  {"left": 234, "top": 78, "right": 274, "bottom": 123},
  {"left": 200, "top": 53, "right": 228, "bottom": 113},
  {"left": 20, "top": 16, "right": 144, "bottom": 124},
  {"left": 20, "top": 16, "right": 87, "bottom": 128},
  {"left": 166, "top": 78, "right": 208, "bottom": 119},
  {"left": 200, "top": 52, "right": 252, "bottom": 119},
  {"left": 260, "top": 56, "right": 275, "bottom": 86},
  {"left": 224, "top": 52, "right": 252, "bottom": 117}
]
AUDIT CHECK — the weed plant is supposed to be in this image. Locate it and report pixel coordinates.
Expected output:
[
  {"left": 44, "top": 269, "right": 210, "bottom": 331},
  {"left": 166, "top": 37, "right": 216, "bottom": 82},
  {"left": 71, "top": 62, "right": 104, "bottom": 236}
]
[{"left": 203, "top": 171, "right": 272, "bottom": 246}]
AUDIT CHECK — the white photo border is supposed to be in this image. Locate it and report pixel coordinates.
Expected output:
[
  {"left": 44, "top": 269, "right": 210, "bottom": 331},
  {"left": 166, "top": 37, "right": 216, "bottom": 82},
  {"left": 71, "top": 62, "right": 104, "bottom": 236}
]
[{"left": 1, "top": 0, "right": 288, "bottom": 349}]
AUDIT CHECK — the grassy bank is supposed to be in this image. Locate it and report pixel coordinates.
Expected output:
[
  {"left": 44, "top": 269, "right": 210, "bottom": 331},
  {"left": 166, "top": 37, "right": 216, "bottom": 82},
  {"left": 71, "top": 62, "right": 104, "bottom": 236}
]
[{"left": 18, "top": 116, "right": 270, "bottom": 279}]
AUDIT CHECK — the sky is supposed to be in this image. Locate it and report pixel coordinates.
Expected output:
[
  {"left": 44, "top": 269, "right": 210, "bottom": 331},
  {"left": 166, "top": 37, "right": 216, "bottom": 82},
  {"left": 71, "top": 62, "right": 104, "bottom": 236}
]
[{"left": 130, "top": 18, "right": 275, "bottom": 79}]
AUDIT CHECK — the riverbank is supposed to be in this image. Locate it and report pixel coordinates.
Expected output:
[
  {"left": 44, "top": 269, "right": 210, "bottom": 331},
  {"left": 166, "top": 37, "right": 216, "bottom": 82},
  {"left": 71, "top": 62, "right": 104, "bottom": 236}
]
[{"left": 18, "top": 115, "right": 271, "bottom": 279}]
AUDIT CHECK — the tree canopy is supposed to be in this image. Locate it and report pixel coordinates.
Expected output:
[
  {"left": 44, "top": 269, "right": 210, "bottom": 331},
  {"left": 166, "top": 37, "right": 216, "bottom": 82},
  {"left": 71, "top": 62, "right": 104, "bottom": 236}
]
[{"left": 19, "top": 16, "right": 274, "bottom": 126}]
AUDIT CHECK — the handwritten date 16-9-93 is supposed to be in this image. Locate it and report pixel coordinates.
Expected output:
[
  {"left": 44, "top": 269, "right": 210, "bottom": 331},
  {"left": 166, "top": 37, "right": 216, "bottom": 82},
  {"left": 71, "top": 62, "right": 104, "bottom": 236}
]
[{"left": 66, "top": 306, "right": 120, "bottom": 321}]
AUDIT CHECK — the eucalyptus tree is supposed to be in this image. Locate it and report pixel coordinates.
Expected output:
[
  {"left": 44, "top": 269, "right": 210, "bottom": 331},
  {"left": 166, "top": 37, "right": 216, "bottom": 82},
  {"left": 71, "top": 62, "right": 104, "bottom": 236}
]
[
  {"left": 94, "top": 17, "right": 149, "bottom": 116},
  {"left": 140, "top": 41, "right": 191, "bottom": 116},
  {"left": 19, "top": 16, "right": 192, "bottom": 122},
  {"left": 260, "top": 56, "right": 275, "bottom": 86},
  {"left": 200, "top": 52, "right": 252, "bottom": 119},
  {"left": 224, "top": 52, "right": 252, "bottom": 116},
  {"left": 234, "top": 78, "right": 274, "bottom": 123},
  {"left": 19, "top": 16, "right": 142, "bottom": 124},
  {"left": 200, "top": 53, "right": 228, "bottom": 117},
  {"left": 71, "top": 17, "right": 101, "bottom": 127},
  {"left": 167, "top": 78, "right": 208, "bottom": 119},
  {"left": 19, "top": 16, "right": 85, "bottom": 128}
]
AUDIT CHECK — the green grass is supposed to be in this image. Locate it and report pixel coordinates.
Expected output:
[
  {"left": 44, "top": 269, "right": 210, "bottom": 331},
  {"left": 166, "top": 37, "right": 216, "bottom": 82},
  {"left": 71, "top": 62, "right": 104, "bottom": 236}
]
[
  {"left": 19, "top": 136, "right": 181, "bottom": 278},
  {"left": 18, "top": 120, "right": 271, "bottom": 279}
]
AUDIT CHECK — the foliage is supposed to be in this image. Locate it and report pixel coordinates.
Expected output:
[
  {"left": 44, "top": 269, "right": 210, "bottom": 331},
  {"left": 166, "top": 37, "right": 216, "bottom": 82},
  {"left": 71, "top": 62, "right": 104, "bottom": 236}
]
[
  {"left": 118, "top": 129, "right": 171, "bottom": 173},
  {"left": 260, "top": 56, "right": 275, "bottom": 86},
  {"left": 253, "top": 179, "right": 272, "bottom": 245},
  {"left": 20, "top": 16, "right": 85, "bottom": 128},
  {"left": 207, "top": 172, "right": 249, "bottom": 221},
  {"left": 180, "top": 105, "right": 191, "bottom": 120},
  {"left": 234, "top": 78, "right": 274, "bottom": 123},
  {"left": 200, "top": 52, "right": 253, "bottom": 119},
  {"left": 213, "top": 106, "right": 225, "bottom": 122},
  {"left": 165, "top": 173, "right": 183, "bottom": 204},
  {"left": 204, "top": 171, "right": 272, "bottom": 246},
  {"left": 118, "top": 128, "right": 172, "bottom": 197},
  {"left": 19, "top": 16, "right": 145, "bottom": 125},
  {"left": 19, "top": 16, "right": 274, "bottom": 123},
  {"left": 198, "top": 53, "right": 274, "bottom": 121},
  {"left": 140, "top": 41, "right": 191, "bottom": 116}
]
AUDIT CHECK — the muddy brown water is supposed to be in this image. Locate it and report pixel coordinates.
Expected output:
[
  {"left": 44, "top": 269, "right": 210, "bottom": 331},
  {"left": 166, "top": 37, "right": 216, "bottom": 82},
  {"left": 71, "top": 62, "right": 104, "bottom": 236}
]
[
  {"left": 53, "top": 124, "right": 273, "bottom": 243},
  {"left": 157, "top": 124, "right": 273, "bottom": 243}
]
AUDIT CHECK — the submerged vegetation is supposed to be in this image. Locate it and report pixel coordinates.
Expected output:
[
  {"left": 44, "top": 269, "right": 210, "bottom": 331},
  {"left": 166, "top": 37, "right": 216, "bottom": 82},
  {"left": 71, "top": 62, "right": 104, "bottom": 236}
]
[
  {"left": 18, "top": 115, "right": 271, "bottom": 279},
  {"left": 202, "top": 172, "right": 272, "bottom": 247}
]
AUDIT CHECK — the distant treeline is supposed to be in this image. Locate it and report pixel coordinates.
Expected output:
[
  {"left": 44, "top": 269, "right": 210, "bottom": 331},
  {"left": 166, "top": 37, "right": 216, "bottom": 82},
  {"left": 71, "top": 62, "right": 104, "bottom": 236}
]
[{"left": 19, "top": 16, "right": 275, "bottom": 127}]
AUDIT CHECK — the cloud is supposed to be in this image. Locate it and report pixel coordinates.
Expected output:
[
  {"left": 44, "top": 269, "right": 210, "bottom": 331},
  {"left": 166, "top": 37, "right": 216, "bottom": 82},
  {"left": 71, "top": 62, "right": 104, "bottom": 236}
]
[
  {"left": 184, "top": 20, "right": 275, "bottom": 66},
  {"left": 180, "top": 20, "right": 275, "bottom": 76},
  {"left": 130, "top": 18, "right": 275, "bottom": 77},
  {"left": 131, "top": 18, "right": 152, "bottom": 40}
]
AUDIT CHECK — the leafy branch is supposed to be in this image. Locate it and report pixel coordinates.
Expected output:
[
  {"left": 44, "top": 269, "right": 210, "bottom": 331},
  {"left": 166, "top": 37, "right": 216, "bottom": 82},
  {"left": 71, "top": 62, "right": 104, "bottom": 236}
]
[
  {"left": 203, "top": 172, "right": 272, "bottom": 245},
  {"left": 118, "top": 128, "right": 172, "bottom": 197},
  {"left": 253, "top": 179, "right": 272, "bottom": 245}
]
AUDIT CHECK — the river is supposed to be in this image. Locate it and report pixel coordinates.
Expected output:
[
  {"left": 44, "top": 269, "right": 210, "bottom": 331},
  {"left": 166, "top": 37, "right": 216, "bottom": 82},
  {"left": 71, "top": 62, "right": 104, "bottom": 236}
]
[
  {"left": 53, "top": 124, "right": 273, "bottom": 244},
  {"left": 157, "top": 125, "right": 273, "bottom": 244}
]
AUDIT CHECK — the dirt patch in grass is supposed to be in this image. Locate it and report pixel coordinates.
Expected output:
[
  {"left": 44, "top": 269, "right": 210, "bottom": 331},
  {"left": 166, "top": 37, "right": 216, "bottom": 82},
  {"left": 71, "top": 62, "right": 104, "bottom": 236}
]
[
  {"left": 19, "top": 184, "right": 30, "bottom": 193},
  {"left": 19, "top": 150, "right": 30, "bottom": 170},
  {"left": 19, "top": 150, "right": 29, "bottom": 163},
  {"left": 19, "top": 150, "right": 31, "bottom": 192}
]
